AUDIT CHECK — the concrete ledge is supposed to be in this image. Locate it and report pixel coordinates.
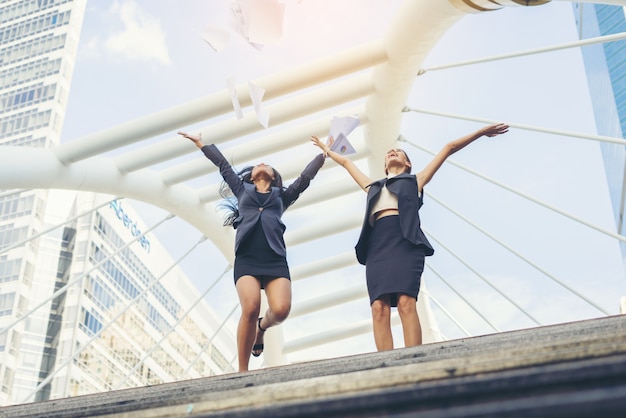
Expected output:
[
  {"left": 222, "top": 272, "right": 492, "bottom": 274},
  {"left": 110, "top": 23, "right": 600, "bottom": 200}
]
[{"left": 2, "top": 315, "right": 625, "bottom": 417}]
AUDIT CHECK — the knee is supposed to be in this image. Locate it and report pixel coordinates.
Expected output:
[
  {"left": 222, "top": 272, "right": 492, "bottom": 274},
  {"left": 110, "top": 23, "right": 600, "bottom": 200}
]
[
  {"left": 240, "top": 302, "right": 261, "bottom": 322},
  {"left": 371, "top": 300, "right": 390, "bottom": 322},
  {"left": 271, "top": 302, "right": 291, "bottom": 323},
  {"left": 397, "top": 296, "right": 417, "bottom": 316}
]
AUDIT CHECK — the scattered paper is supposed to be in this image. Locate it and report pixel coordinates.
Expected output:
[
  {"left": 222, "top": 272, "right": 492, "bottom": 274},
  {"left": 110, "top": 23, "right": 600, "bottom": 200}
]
[
  {"left": 328, "top": 115, "right": 359, "bottom": 155},
  {"left": 329, "top": 115, "right": 359, "bottom": 140},
  {"left": 201, "top": 24, "right": 231, "bottom": 52},
  {"left": 249, "top": 81, "right": 269, "bottom": 128},
  {"left": 331, "top": 133, "right": 357, "bottom": 156},
  {"left": 246, "top": 0, "right": 285, "bottom": 45},
  {"left": 230, "top": 0, "right": 284, "bottom": 48},
  {"left": 227, "top": 76, "right": 244, "bottom": 119}
]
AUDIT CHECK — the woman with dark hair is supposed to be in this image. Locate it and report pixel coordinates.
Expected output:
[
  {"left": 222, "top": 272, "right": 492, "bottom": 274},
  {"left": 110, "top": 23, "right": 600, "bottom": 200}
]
[
  {"left": 311, "top": 123, "right": 509, "bottom": 351},
  {"left": 179, "top": 131, "right": 326, "bottom": 371}
]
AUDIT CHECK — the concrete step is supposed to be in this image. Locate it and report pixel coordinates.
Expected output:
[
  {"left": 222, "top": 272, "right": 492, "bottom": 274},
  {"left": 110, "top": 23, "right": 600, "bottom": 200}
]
[{"left": 2, "top": 315, "right": 626, "bottom": 417}]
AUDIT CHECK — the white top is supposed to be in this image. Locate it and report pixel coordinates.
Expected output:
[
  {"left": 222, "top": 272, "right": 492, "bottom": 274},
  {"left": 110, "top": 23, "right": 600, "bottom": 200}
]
[{"left": 369, "top": 178, "right": 399, "bottom": 226}]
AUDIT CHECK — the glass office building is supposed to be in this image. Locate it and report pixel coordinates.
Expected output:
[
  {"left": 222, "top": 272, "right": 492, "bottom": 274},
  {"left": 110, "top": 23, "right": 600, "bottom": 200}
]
[
  {"left": 572, "top": 5, "right": 626, "bottom": 261},
  {"left": 1, "top": 191, "right": 236, "bottom": 405},
  {"left": 0, "top": 1, "right": 236, "bottom": 406},
  {"left": 0, "top": 0, "right": 88, "bottom": 405}
]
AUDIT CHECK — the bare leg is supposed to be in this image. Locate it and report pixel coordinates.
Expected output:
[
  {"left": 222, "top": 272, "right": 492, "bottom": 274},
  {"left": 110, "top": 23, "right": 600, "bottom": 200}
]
[
  {"left": 371, "top": 295, "right": 393, "bottom": 351},
  {"left": 235, "top": 275, "right": 261, "bottom": 372},
  {"left": 397, "top": 294, "right": 422, "bottom": 347},
  {"left": 254, "top": 277, "right": 292, "bottom": 351}
]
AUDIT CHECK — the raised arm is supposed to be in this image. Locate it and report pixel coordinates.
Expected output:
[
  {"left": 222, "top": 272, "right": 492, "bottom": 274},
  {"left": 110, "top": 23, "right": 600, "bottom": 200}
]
[
  {"left": 416, "top": 123, "right": 509, "bottom": 194},
  {"left": 178, "top": 131, "right": 244, "bottom": 196},
  {"left": 310, "top": 135, "right": 372, "bottom": 191}
]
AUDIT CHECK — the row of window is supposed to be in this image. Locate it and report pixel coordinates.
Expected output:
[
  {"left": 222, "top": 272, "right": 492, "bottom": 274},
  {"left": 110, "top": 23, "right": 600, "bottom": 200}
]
[
  {"left": 0, "top": 292, "right": 15, "bottom": 317},
  {"left": 90, "top": 247, "right": 177, "bottom": 335},
  {"left": 0, "top": 32, "right": 66, "bottom": 66},
  {"left": 95, "top": 213, "right": 155, "bottom": 288},
  {"left": 0, "top": 0, "right": 71, "bottom": 25},
  {"left": 0, "top": 193, "right": 34, "bottom": 221},
  {"left": 0, "top": 10, "right": 70, "bottom": 45},
  {"left": 79, "top": 307, "right": 103, "bottom": 337},
  {"left": 0, "top": 258, "right": 20, "bottom": 284},
  {"left": 0, "top": 82, "right": 56, "bottom": 112},
  {"left": 94, "top": 214, "right": 182, "bottom": 319},
  {"left": 0, "top": 108, "right": 52, "bottom": 140},
  {"left": 0, "top": 56, "right": 62, "bottom": 91},
  {"left": 0, "top": 133, "right": 47, "bottom": 148},
  {"left": 0, "top": 225, "right": 27, "bottom": 251}
]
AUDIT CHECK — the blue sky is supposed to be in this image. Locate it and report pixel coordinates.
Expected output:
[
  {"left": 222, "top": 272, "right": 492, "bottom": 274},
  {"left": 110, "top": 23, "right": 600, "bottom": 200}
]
[{"left": 59, "top": 1, "right": 626, "bottom": 364}]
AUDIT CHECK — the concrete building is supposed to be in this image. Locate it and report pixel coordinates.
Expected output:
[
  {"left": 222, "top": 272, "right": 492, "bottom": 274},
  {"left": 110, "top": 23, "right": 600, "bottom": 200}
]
[{"left": 0, "top": 0, "right": 236, "bottom": 406}]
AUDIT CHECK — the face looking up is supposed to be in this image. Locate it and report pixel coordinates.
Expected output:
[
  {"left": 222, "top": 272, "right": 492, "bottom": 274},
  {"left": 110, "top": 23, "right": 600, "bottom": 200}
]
[
  {"left": 385, "top": 149, "right": 412, "bottom": 174},
  {"left": 251, "top": 163, "right": 275, "bottom": 182}
]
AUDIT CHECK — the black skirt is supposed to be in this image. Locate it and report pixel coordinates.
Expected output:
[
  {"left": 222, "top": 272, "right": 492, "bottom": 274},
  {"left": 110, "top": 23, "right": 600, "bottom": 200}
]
[
  {"left": 365, "top": 215, "right": 426, "bottom": 307},
  {"left": 233, "top": 220, "right": 290, "bottom": 288}
]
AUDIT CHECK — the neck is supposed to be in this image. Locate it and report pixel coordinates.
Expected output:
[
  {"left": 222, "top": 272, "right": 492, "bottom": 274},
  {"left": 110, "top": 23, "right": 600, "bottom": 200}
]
[
  {"left": 254, "top": 179, "right": 271, "bottom": 193},
  {"left": 387, "top": 167, "right": 404, "bottom": 176}
]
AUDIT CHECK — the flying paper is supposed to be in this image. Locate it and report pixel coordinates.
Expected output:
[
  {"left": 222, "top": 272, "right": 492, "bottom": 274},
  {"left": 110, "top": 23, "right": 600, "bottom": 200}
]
[
  {"left": 331, "top": 133, "right": 357, "bottom": 155},
  {"left": 230, "top": 0, "right": 285, "bottom": 49},
  {"left": 329, "top": 115, "right": 359, "bottom": 155},
  {"left": 201, "top": 24, "right": 231, "bottom": 52},
  {"left": 227, "top": 76, "right": 244, "bottom": 119},
  {"left": 249, "top": 81, "right": 269, "bottom": 128}
]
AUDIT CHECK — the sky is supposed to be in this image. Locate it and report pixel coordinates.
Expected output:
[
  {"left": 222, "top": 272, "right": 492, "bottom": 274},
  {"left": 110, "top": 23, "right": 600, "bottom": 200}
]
[{"left": 56, "top": 0, "right": 626, "bottom": 367}]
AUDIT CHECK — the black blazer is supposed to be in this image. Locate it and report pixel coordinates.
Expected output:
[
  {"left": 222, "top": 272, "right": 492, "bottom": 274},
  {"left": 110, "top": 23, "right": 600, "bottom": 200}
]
[
  {"left": 202, "top": 144, "right": 325, "bottom": 258},
  {"left": 355, "top": 173, "right": 434, "bottom": 265}
]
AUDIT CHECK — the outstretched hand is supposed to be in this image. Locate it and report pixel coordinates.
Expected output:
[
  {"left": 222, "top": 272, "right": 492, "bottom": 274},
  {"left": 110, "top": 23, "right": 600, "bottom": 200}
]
[
  {"left": 482, "top": 123, "right": 510, "bottom": 137},
  {"left": 310, "top": 135, "right": 334, "bottom": 154},
  {"left": 178, "top": 131, "right": 204, "bottom": 148}
]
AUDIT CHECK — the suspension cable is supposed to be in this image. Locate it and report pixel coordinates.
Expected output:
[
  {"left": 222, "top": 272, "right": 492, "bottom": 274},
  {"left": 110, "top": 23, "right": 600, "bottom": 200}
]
[
  {"left": 418, "top": 32, "right": 626, "bottom": 75},
  {"left": 402, "top": 107, "right": 626, "bottom": 147},
  {"left": 426, "top": 229, "right": 541, "bottom": 326},
  {"left": 426, "top": 191, "right": 610, "bottom": 316},
  {"left": 0, "top": 213, "right": 174, "bottom": 337},
  {"left": 112, "top": 262, "right": 230, "bottom": 390},
  {"left": 399, "top": 135, "right": 626, "bottom": 244},
  {"left": 182, "top": 302, "right": 239, "bottom": 377},
  {"left": 0, "top": 197, "right": 120, "bottom": 256},
  {"left": 426, "top": 291, "right": 470, "bottom": 337},
  {"left": 19, "top": 230, "right": 201, "bottom": 404}
]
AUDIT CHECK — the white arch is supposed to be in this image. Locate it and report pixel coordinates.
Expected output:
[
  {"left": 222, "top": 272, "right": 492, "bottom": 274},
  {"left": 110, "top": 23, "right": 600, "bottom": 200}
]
[{"left": 1, "top": 0, "right": 625, "bottom": 368}]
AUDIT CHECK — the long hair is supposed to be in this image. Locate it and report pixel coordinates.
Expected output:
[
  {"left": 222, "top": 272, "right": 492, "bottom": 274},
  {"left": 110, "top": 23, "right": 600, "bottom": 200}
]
[{"left": 217, "top": 165, "right": 285, "bottom": 226}]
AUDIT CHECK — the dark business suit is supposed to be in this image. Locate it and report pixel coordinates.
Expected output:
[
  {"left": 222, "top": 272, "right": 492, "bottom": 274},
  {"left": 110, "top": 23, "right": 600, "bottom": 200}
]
[
  {"left": 355, "top": 173, "right": 434, "bottom": 265},
  {"left": 202, "top": 144, "right": 325, "bottom": 259},
  {"left": 354, "top": 173, "right": 434, "bottom": 306}
]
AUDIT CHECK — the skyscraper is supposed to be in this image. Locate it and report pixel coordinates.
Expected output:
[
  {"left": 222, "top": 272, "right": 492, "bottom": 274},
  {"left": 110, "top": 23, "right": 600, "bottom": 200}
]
[
  {"left": 0, "top": 1, "right": 236, "bottom": 405},
  {"left": 0, "top": 0, "right": 89, "bottom": 405},
  {"left": 572, "top": 4, "right": 626, "bottom": 261}
]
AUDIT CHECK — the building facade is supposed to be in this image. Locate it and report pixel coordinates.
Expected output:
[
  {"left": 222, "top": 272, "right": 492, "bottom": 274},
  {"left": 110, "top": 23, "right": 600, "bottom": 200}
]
[
  {"left": 0, "top": 0, "right": 236, "bottom": 406},
  {"left": 572, "top": 4, "right": 626, "bottom": 260}
]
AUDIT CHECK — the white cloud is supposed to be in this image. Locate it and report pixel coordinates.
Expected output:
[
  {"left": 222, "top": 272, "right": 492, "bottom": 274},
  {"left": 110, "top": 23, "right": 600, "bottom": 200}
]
[{"left": 105, "top": 0, "right": 171, "bottom": 66}]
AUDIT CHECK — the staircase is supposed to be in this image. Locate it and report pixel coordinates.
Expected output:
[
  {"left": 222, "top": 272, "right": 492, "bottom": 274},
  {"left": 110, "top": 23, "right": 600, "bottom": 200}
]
[{"left": 2, "top": 315, "right": 626, "bottom": 417}]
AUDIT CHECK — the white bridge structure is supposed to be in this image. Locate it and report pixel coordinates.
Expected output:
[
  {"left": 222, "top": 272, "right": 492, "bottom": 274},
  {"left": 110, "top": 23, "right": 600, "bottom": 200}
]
[{"left": 1, "top": 0, "right": 626, "bottom": 400}]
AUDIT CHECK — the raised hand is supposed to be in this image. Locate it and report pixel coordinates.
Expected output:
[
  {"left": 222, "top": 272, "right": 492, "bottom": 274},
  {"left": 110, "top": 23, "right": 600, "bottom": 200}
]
[
  {"left": 482, "top": 123, "right": 510, "bottom": 138},
  {"left": 310, "top": 135, "right": 334, "bottom": 154},
  {"left": 178, "top": 131, "right": 204, "bottom": 148}
]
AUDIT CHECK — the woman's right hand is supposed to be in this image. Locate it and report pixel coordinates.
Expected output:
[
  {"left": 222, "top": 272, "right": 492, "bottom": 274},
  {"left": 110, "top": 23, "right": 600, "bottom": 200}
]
[
  {"left": 310, "top": 135, "right": 333, "bottom": 155},
  {"left": 178, "top": 131, "right": 204, "bottom": 148}
]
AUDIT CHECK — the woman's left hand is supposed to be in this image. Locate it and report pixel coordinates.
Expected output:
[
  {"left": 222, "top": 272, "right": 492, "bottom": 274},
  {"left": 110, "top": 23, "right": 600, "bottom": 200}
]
[
  {"left": 482, "top": 123, "right": 510, "bottom": 137},
  {"left": 310, "top": 135, "right": 333, "bottom": 154}
]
